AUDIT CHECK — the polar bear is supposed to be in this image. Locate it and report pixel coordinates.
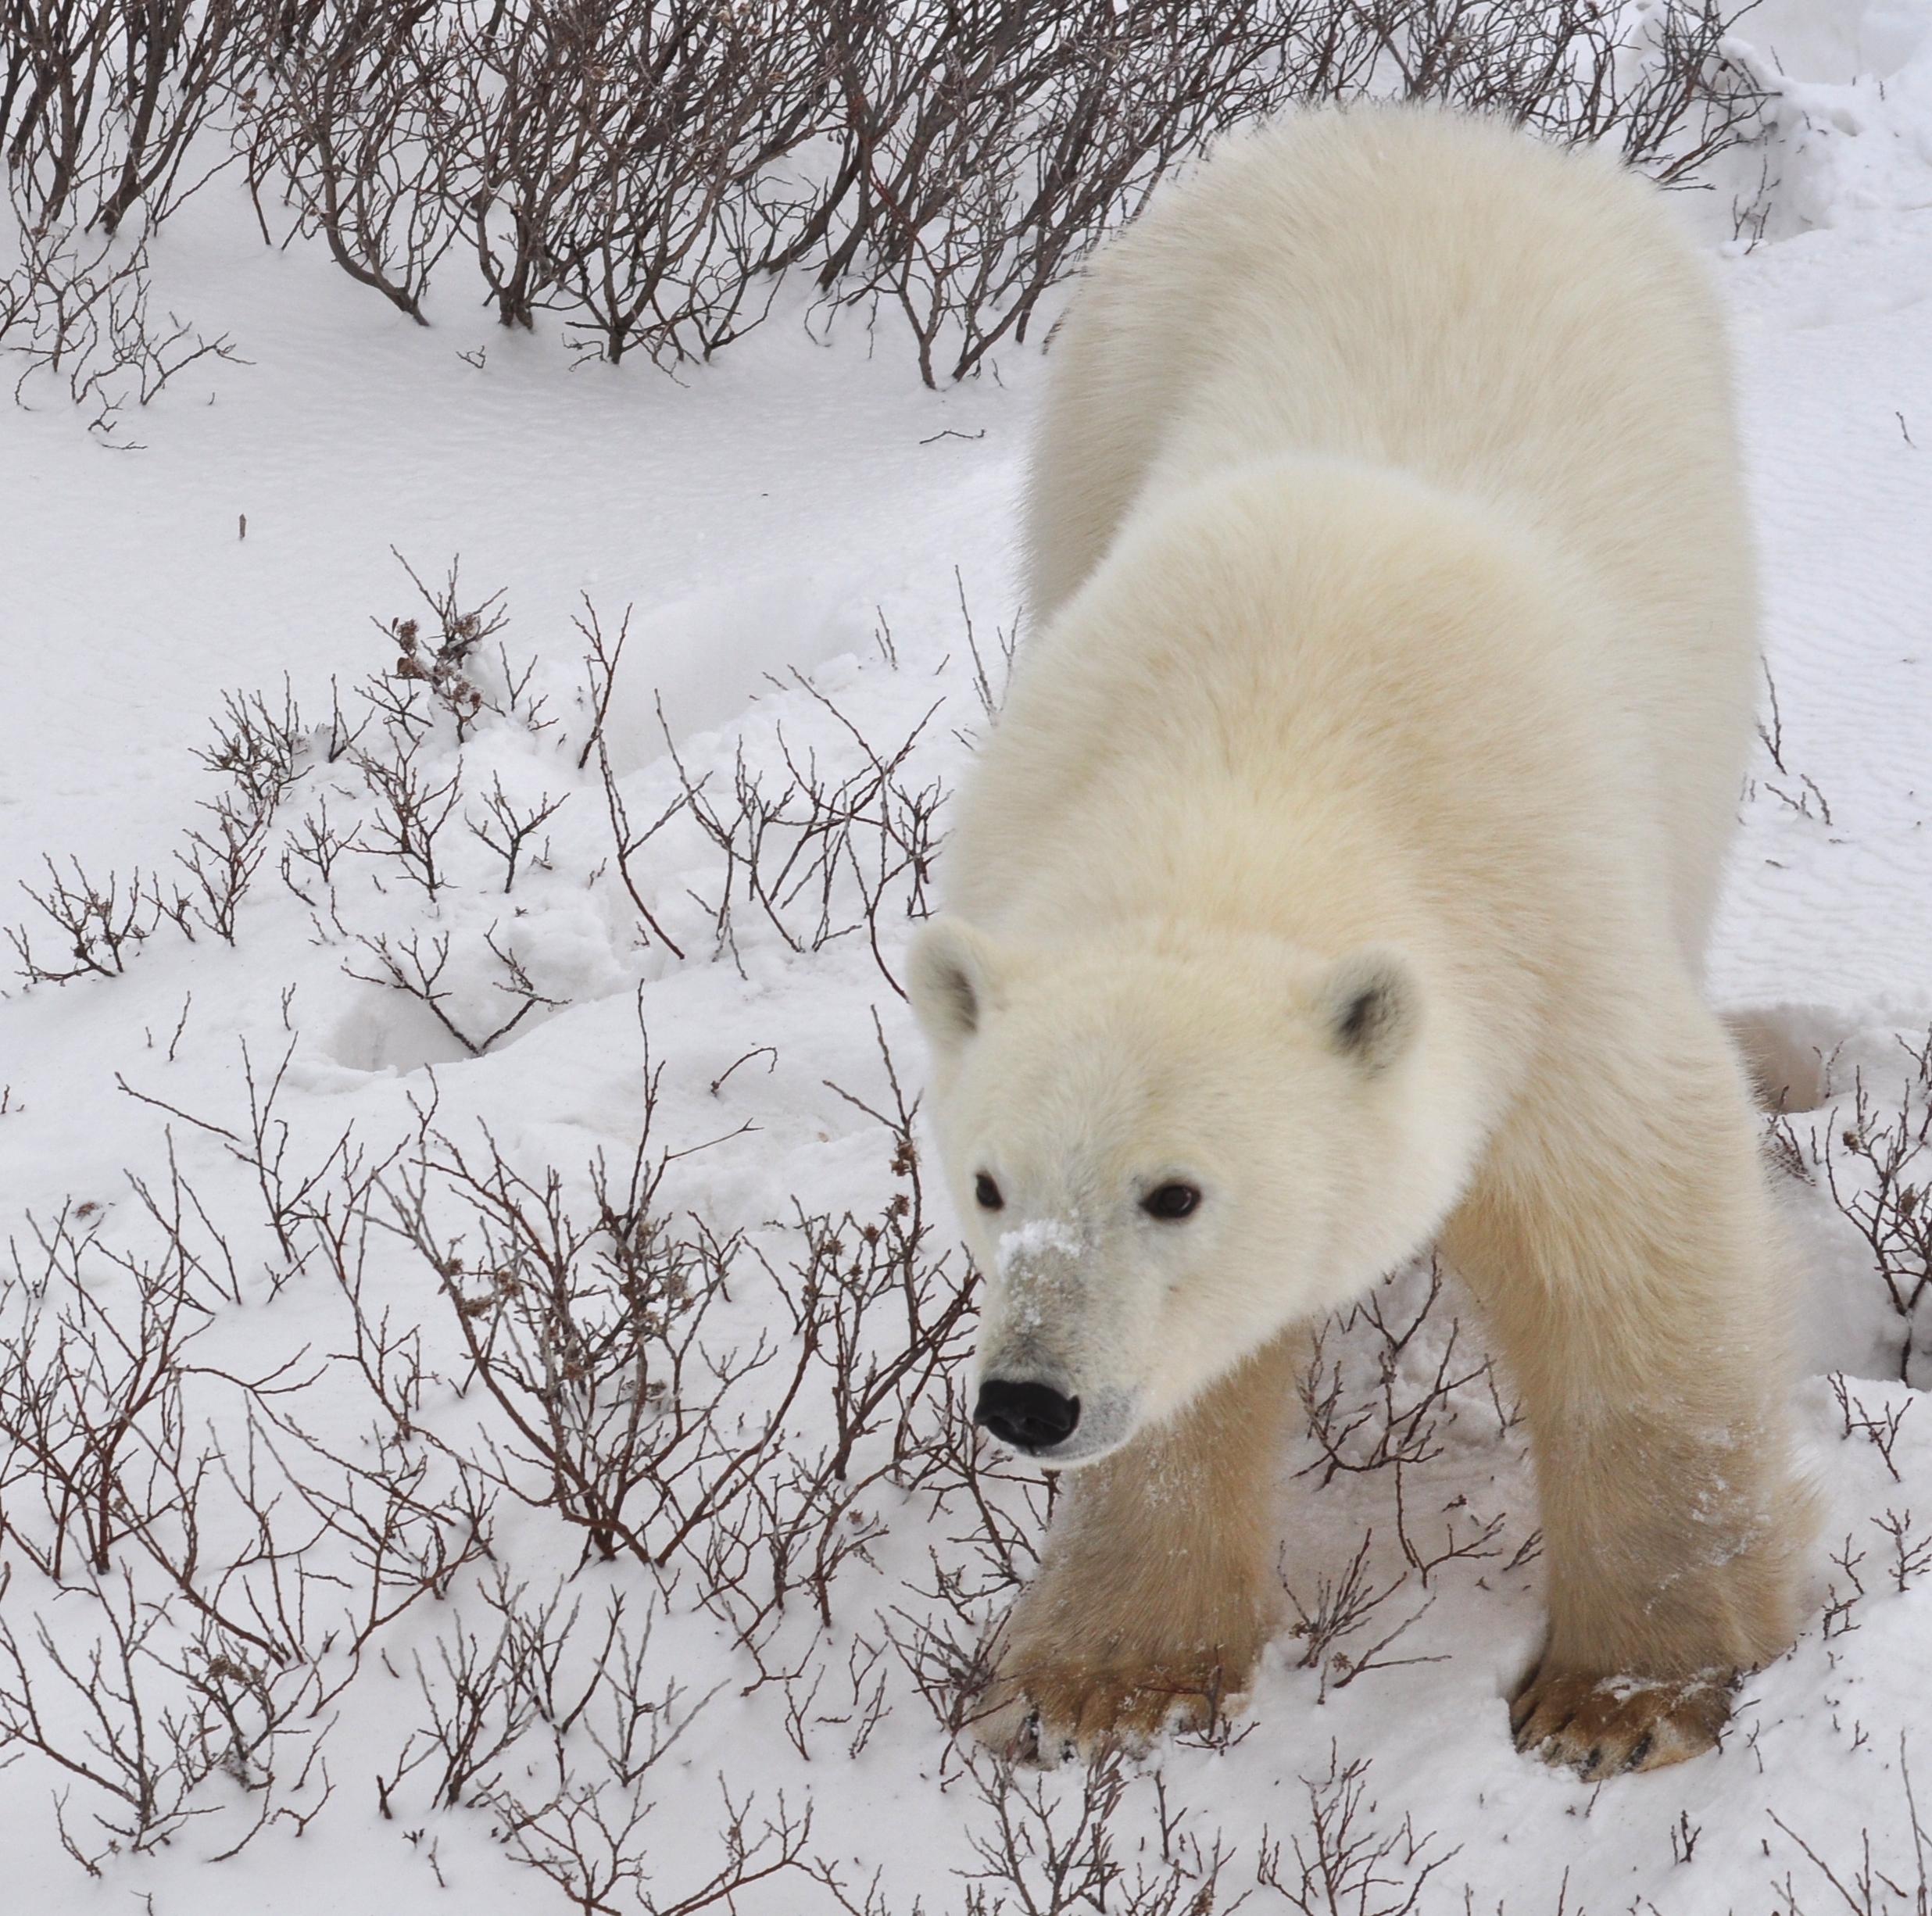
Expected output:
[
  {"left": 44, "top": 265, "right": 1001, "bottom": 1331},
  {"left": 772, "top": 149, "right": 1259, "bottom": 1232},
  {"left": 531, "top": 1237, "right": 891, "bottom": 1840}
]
[{"left": 907, "top": 105, "right": 1813, "bottom": 1778}]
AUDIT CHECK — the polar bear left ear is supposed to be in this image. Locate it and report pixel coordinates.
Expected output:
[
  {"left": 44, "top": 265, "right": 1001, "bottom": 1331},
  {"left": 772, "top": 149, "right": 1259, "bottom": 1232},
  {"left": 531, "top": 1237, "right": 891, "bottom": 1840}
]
[{"left": 1315, "top": 945, "right": 1420, "bottom": 1073}]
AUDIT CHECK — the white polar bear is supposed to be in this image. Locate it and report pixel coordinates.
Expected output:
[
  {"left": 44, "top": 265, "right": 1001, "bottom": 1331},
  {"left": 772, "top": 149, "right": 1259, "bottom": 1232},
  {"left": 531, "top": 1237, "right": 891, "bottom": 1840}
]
[{"left": 908, "top": 105, "right": 1812, "bottom": 1777}]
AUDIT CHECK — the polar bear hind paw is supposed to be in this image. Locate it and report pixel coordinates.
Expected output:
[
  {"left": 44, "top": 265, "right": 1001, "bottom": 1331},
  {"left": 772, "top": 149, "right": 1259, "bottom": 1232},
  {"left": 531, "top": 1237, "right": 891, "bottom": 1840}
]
[
  {"left": 1510, "top": 1666, "right": 1737, "bottom": 1776},
  {"left": 967, "top": 1658, "right": 1247, "bottom": 1766}
]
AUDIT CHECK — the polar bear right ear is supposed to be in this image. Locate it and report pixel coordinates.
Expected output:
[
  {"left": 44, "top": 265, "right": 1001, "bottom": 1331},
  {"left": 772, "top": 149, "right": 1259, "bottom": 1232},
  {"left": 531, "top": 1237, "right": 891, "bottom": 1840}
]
[{"left": 907, "top": 917, "right": 1006, "bottom": 1053}]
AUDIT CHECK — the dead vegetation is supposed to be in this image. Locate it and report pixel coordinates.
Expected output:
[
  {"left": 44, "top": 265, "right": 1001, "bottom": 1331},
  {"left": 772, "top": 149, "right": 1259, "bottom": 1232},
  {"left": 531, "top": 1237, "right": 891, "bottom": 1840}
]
[
  {"left": 1283, "top": 1256, "right": 1530, "bottom": 1703},
  {"left": 0, "top": 992, "right": 996, "bottom": 1894},
  {"left": 1, "top": 0, "right": 242, "bottom": 432},
  {"left": 1769, "top": 1735, "right": 1932, "bottom": 1916},
  {"left": 237, "top": 0, "right": 1769, "bottom": 385},
  {"left": 4, "top": 566, "right": 964, "bottom": 1217},
  {"left": 9, "top": 568, "right": 1924, "bottom": 1911},
  {"left": 1822, "top": 1035, "right": 1932, "bottom": 1385},
  {"left": 660, "top": 685, "right": 946, "bottom": 997},
  {"left": 0, "top": 561, "right": 1513, "bottom": 1904},
  {"left": 0, "top": 561, "right": 975, "bottom": 1885},
  {"left": 1769, "top": 1021, "right": 1932, "bottom": 1386},
  {"left": 1257, "top": 1745, "right": 1459, "bottom": 1914},
  {"left": 4, "top": 0, "right": 1773, "bottom": 425}
]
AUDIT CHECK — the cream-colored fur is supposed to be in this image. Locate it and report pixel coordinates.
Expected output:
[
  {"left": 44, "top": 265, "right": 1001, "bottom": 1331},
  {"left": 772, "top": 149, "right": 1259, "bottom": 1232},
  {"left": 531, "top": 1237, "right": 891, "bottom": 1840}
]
[{"left": 909, "top": 105, "right": 1812, "bottom": 1778}]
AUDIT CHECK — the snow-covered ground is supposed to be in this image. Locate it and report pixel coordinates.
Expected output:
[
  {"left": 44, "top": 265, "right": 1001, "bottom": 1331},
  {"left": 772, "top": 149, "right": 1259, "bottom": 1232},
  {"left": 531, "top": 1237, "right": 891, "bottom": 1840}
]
[{"left": 9, "top": 11, "right": 1932, "bottom": 1910}]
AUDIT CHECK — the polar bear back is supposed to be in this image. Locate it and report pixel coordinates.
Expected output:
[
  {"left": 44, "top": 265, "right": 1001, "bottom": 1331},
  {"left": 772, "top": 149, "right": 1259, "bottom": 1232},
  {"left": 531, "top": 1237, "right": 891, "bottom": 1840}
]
[{"left": 1015, "top": 108, "right": 1755, "bottom": 962}]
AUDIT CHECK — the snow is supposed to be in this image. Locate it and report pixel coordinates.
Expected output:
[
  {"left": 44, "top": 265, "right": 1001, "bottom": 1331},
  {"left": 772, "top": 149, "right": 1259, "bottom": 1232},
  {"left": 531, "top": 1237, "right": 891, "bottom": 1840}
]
[
  {"left": 8, "top": 24, "right": 1932, "bottom": 1911},
  {"left": 996, "top": 1221, "right": 1086, "bottom": 1279}
]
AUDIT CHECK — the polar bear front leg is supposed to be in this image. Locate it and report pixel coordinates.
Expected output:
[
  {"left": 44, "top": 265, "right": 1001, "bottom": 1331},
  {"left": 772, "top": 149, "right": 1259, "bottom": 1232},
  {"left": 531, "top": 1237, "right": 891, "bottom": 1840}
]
[
  {"left": 1444, "top": 1048, "right": 1813, "bottom": 1778},
  {"left": 971, "top": 1326, "right": 1304, "bottom": 1764}
]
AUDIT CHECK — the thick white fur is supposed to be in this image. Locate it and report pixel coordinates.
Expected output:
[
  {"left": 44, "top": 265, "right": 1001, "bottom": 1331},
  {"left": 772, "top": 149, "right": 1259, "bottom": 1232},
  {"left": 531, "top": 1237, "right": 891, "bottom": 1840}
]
[{"left": 909, "top": 106, "right": 1811, "bottom": 1775}]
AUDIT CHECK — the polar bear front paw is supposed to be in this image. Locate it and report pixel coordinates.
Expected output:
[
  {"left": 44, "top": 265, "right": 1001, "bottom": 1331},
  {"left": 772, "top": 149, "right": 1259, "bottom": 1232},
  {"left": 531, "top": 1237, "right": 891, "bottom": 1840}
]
[
  {"left": 1510, "top": 1666, "right": 1736, "bottom": 1776},
  {"left": 968, "top": 1648, "right": 1250, "bottom": 1765}
]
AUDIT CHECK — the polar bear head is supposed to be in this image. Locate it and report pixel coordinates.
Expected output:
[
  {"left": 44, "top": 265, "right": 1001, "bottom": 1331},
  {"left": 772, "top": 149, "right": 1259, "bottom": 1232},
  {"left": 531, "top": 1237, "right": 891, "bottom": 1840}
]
[{"left": 909, "top": 916, "right": 1456, "bottom": 1466}]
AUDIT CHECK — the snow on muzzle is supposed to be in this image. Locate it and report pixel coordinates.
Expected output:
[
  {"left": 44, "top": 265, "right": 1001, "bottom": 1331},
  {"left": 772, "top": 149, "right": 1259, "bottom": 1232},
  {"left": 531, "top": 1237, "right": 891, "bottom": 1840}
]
[{"left": 972, "top": 1217, "right": 1142, "bottom": 1464}]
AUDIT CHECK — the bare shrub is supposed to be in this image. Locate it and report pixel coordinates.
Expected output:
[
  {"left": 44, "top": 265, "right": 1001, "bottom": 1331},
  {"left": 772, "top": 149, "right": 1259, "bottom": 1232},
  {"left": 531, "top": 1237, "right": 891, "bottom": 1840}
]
[
  {"left": 805, "top": 0, "right": 1766, "bottom": 384},
  {"left": 195, "top": 680, "right": 309, "bottom": 811},
  {"left": 0, "top": 1195, "right": 245, "bottom": 1584},
  {"left": 166, "top": 684, "right": 310, "bottom": 942},
  {"left": 958, "top": 570, "right": 1018, "bottom": 724},
  {"left": 493, "top": 1771, "right": 813, "bottom": 1916},
  {"left": 1823, "top": 1535, "right": 1867, "bottom": 1641},
  {"left": 1828, "top": 1371, "right": 1912, "bottom": 1483},
  {"left": 868, "top": 1389, "right": 1065, "bottom": 1745},
  {"left": 1368, "top": 0, "right": 1764, "bottom": 181},
  {"left": 572, "top": 599, "right": 689, "bottom": 958},
  {"left": 222, "top": 0, "right": 1766, "bottom": 384},
  {"left": 347, "top": 737, "right": 463, "bottom": 899},
  {"left": 278, "top": 788, "right": 363, "bottom": 907},
  {"left": 4, "top": 556, "right": 953, "bottom": 1038},
  {"left": 2, "top": 0, "right": 245, "bottom": 236},
  {"left": 0, "top": 1485, "right": 417, "bottom": 1868},
  {"left": 1299, "top": 1256, "right": 1519, "bottom": 1580},
  {"left": 1769, "top": 1734, "right": 1931, "bottom": 1916},
  {"left": 878, "top": 1593, "right": 999, "bottom": 1740},
  {"left": 1257, "top": 1746, "right": 1458, "bottom": 1916},
  {"left": 0, "top": 196, "right": 240, "bottom": 434},
  {"left": 1873, "top": 1508, "right": 1932, "bottom": 1594},
  {"left": 937, "top": 1748, "right": 1243, "bottom": 1916},
  {"left": 814, "top": 1, "right": 1314, "bottom": 384},
  {"left": 7, "top": 853, "right": 160, "bottom": 982},
  {"left": 8, "top": 682, "right": 305, "bottom": 981},
  {"left": 345, "top": 925, "right": 564, "bottom": 1056},
  {"left": 463, "top": 0, "right": 825, "bottom": 366},
  {"left": 0, "top": 1158, "right": 486, "bottom": 1632},
  {"left": 237, "top": 0, "right": 827, "bottom": 359},
  {"left": 116, "top": 1035, "right": 352, "bottom": 1278},
  {"left": 370, "top": 1013, "right": 975, "bottom": 1673},
  {"left": 400, "top": 1571, "right": 794, "bottom": 1912},
  {"left": 412, "top": 1592, "right": 558, "bottom": 1811},
  {"left": 664, "top": 681, "right": 946, "bottom": 995},
  {"left": 0, "top": 0, "right": 1780, "bottom": 411},
  {"left": 381, "top": 552, "right": 514, "bottom": 738},
  {"left": 0, "top": 1571, "right": 245, "bottom": 1868},
  {"left": 2, "top": 0, "right": 245, "bottom": 430},
  {"left": 1753, "top": 662, "right": 1837, "bottom": 824},
  {"left": 0, "top": 1163, "right": 496, "bottom": 1867},
  {"left": 1283, "top": 1533, "right": 1443, "bottom": 1703},
  {"left": 379, "top": 1069, "right": 771, "bottom": 1575},
  {"left": 238, "top": 1, "right": 463, "bottom": 324},
  {"left": 470, "top": 771, "right": 567, "bottom": 893},
  {"left": 0, "top": 579, "right": 1013, "bottom": 1892},
  {"left": 1820, "top": 1035, "right": 1932, "bottom": 1383},
  {"left": 891, "top": 1372, "right": 1060, "bottom": 1632},
  {"left": 708, "top": 1023, "right": 978, "bottom": 1650}
]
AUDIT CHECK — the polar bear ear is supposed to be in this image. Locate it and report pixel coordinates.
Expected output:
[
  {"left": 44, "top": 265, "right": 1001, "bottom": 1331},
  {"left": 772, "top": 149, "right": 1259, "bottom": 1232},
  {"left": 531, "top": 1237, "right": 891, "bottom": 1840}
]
[
  {"left": 1315, "top": 945, "right": 1419, "bottom": 1073},
  {"left": 907, "top": 917, "right": 1007, "bottom": 1053}
]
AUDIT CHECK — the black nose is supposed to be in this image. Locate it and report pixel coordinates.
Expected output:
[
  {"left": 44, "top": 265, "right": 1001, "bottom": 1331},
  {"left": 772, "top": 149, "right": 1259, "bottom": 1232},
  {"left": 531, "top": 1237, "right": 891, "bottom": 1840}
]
[{"left": 975, "top": 1378, "right": 1081, "bottom": 1451}]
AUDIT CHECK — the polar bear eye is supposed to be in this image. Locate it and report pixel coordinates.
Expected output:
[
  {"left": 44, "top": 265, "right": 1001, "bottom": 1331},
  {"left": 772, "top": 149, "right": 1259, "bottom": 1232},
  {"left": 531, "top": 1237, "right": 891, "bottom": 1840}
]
[
  {"left": 1142, "top": 1182, "right": 1200, "bottom": 1221},
  {"left": 974, "top": 1173, "right": 1004, "bottom": 1210}
]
